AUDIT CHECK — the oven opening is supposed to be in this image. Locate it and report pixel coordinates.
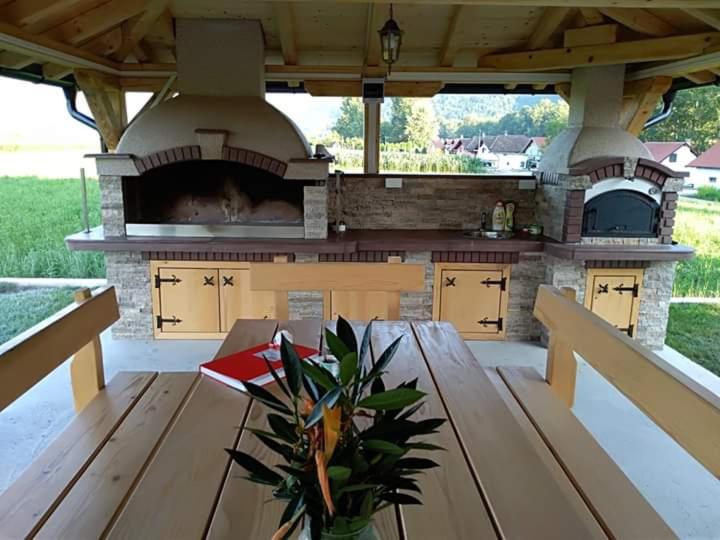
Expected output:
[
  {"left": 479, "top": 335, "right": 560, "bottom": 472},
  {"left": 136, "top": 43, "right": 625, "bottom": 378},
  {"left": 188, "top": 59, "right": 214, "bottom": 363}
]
[{"left": 582, "top": 189, "right": 660, "bottom": 238}]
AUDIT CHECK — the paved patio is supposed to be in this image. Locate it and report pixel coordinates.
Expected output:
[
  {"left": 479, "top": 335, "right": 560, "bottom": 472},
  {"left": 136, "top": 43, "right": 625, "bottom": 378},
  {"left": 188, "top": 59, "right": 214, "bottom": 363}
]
[{"left": 1, "top": 333, "right": 718, "bottom": 539}]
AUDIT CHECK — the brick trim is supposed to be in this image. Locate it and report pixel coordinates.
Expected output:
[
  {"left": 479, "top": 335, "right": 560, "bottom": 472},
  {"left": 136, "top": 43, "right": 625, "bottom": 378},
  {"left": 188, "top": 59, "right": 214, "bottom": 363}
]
[
  {"left": 134, "top": 145, "right": 201, "bottom": 174},
  {"left": 319, "top": 251, "right": 404, "bottom": 263},
  {"left": 143, "top": 252, "right": 295, "bottom": 262},
  {"left": 563, "top": 189, "right": 585, "bottom": 243},
  {"left": 222, "top": 146, "right": 288, "bottom": 177},
  {"left": 569, "top": 156, "right": 686, "bottom": 188},
  {"left": 658, "top": 192, "right": 678, "bottom": 245},
  {"left": 585, "top": 260, "right": 649, "bottom": 269},
  {"left": 431, "top": 252, "right": 519, "bottom": 264}
]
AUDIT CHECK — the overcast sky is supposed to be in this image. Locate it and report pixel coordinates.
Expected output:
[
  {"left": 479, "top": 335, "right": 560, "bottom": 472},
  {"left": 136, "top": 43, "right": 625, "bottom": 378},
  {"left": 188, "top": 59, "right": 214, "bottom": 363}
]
[{"left": 0, "top": 77, "right": 341, "bottom": 147}]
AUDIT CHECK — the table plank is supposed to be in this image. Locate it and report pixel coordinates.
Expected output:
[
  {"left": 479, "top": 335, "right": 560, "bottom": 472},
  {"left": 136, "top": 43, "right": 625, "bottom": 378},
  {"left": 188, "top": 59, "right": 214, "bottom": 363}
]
[
  {"left": 412, "top": 321, "right": 605, "bottom": 540},
  {"left": 498, "top": 366, "right": 677, "bottom": 539},
  {"left": 372, "top": 321, "right": 498, "bottom": 539},
  {"left": 207, "top": 320, "right": 324, "bottom": 539},
  {"left": 36, "top": 372, "right": 198, "bottom": 539},
  {"left": 0, "top": 372, "right": 156, "bottom": 540}
]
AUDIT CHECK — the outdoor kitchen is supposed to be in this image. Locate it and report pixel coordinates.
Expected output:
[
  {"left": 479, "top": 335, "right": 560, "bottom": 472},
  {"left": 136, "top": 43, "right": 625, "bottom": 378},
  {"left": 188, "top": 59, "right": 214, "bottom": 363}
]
[{"left": 63, "top": 18, "right": 694, "bottom": 350}]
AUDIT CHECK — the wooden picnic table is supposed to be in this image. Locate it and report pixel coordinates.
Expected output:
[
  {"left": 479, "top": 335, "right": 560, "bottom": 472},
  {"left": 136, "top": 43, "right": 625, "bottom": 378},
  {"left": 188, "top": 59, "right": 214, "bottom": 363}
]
[{"left": 0, "top": 318, "right": 676, "bottom": 539}]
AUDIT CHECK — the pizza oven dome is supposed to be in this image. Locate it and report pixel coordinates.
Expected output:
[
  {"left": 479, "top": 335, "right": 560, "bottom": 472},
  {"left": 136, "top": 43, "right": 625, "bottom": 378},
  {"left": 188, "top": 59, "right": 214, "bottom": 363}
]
[{"left": 117, "top": 94, "right": 312, "bottom": 164}]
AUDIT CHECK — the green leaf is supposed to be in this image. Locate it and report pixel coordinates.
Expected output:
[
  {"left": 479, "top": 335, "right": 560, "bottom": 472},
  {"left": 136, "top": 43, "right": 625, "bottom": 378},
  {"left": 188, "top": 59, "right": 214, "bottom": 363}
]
[
  {"left": 327, "top": 465, "right": 352, "bottom": 481},
  {"left": 337, "top": 316, "right": 358, "bottom": 354},
  {"left": 380, "top": 492, "right": 423, "bottom": 505},
  {"left": 340, "top": 352, "right": 357, "bottom": 385},
  {"left": 406, "top": 442, "right": 446, "bottom": 452},
  {"left": 303, "top": 373, "right": 320, "bottom": 402},
  {"left": 278, "top": 493, "right": 305, "bottom": 536},
  {"left": 251, "top": 430, "right": 294, "bottom": 462},
  {"left": 395, "top": 457, "right": 440, "bottom": 470},
  {"left": 325, "top": 328, "right": 351, "bottom": 359},
  {"left": 363, "top": 439, "right": 405, "bottom": 455},
  {"left": 261, "top": 354, "right": 291, "bottom": 400},
  {"left": 242, "top": 382, "right": 292, "bottom": 415},
  {"left": 365, "top": 336, "right": 403, "bottom": 382},
  {"left": 397, "top": 401, "right": 425, "bottom": 421},
  {"left": 357, "top": 388, "right": 425, "bottom": 411},
  {"left": 370, "top": 375, "right": 385, "bottom": 395},
  {"left": 305, "top": 386, "right": 342, "bottom": 428},
  {"left": 358, "top": 321, "right": 373, "bottom": 368},
  {"left": 280, "top": 335, "right": 303, "bottom": 397},
  {"left": 385, "top": 476, "right": 422, "bottom": 493},
  {"left": 301, "top": 360, "right": 336, "bottom": 390},
  {"left": 336, "top": 483, "right": 379, "bottom": 496},
  {"left": 359, "top": 491, "right": 374, "bottom": 519},
  {"left": 267, "top": 414, "right": 298, "bottom": 443},
  {"left": 225, "top": 449, "right": 283, "bottom": 485}
]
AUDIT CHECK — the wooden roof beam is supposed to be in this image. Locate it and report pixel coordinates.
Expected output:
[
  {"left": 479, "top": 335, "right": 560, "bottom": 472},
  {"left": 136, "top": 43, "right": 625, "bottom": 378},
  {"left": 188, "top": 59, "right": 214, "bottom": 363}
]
[
  {"left": 44, "top": 27, "right": 123, "bottom": 79},
  {"left": 439, "top": 5, "right": 466, "bottom": 67},
  {"left": 622, "top": 76, "right": 672, "bottom": 135},
  {"left": 0, "top": 49, "right": 34, "bottom": 69},
  {"left": 113, "top": 0, "right": 170, "bottom": 62},
  {"left": 527, "top": 7, "right": 572, "bottom": 50},
  {"left": 478, "top": 32, "right": 720, "bottom": 71},
  {"left": 579, "top": 8, "right": 605, "bottom": 26},
  {"left": 44, "top": 0, "right": 149, "bottom": 45},
  {"left": 597, "top": 8, "right": 675, "bottom": 37},
  {"left": 0, "top": 0, "right": 83, "bottom": 28},
  {"left": 364, "top": 3, "right": 385, "bottom": 69},
  {"left": 683, "top": 70, "right": 717, "bottom": 84},
  {"left": 684, "top": 9, "right": 720, "bottom": 31},
  {"left": 273, "top": 3, "right": 298, "bottom": 66},
  {"left": 564, "top": 24, "right": 618, "bottom": 48},
  {"left": 74, "top": 69, "right": 125, "bottom": 151}
]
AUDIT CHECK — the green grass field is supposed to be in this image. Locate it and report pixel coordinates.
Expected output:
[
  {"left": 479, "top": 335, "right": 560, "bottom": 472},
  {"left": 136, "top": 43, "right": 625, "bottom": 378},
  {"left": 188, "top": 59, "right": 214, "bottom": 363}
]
[
  {"left": 0, "top": 176, "right": 105, "bottom": 278},
  {"left": 666, "top": 304, "right": 720, "bottom": 376},
  {"left": 0, "top": 284, "right": 75, "bottom": 344},
  {"left": 672, "top": 198, "right": 720, "bottom": 298}
]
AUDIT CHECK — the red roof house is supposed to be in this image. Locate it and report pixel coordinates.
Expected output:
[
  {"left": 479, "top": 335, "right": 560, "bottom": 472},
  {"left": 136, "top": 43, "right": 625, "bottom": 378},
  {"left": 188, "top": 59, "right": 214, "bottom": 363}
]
[{"left": 688, "top": 143, "right": 720, "bottom": 169}]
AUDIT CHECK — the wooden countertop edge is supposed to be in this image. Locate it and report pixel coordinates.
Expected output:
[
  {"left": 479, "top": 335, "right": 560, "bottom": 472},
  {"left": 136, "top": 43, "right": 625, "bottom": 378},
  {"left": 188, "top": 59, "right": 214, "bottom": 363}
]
[{"left": 545, "top": 243, "right": 695, "bottom": 262}]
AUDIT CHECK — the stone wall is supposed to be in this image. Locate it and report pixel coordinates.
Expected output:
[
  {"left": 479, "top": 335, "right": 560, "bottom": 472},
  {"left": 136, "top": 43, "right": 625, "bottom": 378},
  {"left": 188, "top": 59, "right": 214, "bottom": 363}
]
[
  {"left": 535, "top": 184, "right": 566, "bottom": 242},
  {"left": 400, "top": 252, "right": 433, "bottom": 321},
  {"left": 329, "top": 176, "right": 536, "bottom": 230},
  {"left": 288, "top": 253, "right": 323, "bottom": 319},
  {"left": 636, "top": 262, "right": 676, "bottom": 350},
  {"left": 100, "top": 175, "right": 125, "bottom": 237},
  {"left": 506, "top": 253, "right": 545, "bottom": 340},
  {"left": 303, "top": 185, "right": 328, "bottom": 239},
  {"left": 106, "top": 251, "right": 152, "bottom": 339}
]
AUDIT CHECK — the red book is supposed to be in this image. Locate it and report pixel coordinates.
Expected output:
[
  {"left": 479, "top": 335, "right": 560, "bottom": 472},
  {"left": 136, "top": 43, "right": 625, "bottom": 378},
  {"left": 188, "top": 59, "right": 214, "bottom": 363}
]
[{"left": 200, "top": 343, "right": 319, "bottom": 391}]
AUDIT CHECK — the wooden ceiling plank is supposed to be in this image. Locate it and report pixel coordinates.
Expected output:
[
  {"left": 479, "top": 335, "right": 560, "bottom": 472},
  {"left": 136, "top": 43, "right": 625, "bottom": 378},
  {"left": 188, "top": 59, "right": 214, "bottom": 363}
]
[
  {"left": 0, "top": 0, "right": 87, "bottom": 28},
  {"left": 683, "top": 69, "right": 717, "bottom": 84},
  {"left": 564, "top": 23, "right": 618, "bottom": 48},
  {"left": 579, "top": 8, "right": 605, "bottom": 25},
  {"left": 439, "top": 5, "right": 465, "bottom": 67},
  {"left": 42, "top": 62, "right": 73, "bottom": 80},
  {"left": 527, "top": 6, "right": 572, "bottom": 50},
  {"left": 598, "top": 7, "right": 675, "bottom": 37},
  {"left": 684, "top": 9, "right": 720, "bottom": 31},
  {"left": 273, "top": 2, "right": 298, "bottom": 66},
  {"left": 364, "top": 3, "right": 385, "bottom": 68},
  {"left": 478, "top": 32, "right": 720, "bottom": 71},
  {"left": 44, "top": 0, "right": 149, "bottom": 46},
  {"left": 112, "top": 0, "right": 170, "bottom": 62}
]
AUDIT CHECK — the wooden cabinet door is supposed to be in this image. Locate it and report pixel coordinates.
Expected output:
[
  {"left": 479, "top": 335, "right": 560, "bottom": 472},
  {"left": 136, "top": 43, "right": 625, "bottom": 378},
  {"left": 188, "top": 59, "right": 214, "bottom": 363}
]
[
  {"left": 585, "top": 270, "right": 642, "bottom": 337},
  {"left": 156, "top": 268, "right": 220, "bottom": 333},
  {"left": 219, "top": 269, "right": 279, "bottom": 331},
  {"left": 328, "top": 291, "right": 391, "bottom": 321},
  {"left": 438, "top": 269, "right": 507, "bottom": 337}
]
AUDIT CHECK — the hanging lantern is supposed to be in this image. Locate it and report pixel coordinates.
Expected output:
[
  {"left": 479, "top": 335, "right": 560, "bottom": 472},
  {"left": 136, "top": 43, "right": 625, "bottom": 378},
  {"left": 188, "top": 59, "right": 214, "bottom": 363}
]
[{"left": 379, "top": 4, "right": 403, "bottom": 71}]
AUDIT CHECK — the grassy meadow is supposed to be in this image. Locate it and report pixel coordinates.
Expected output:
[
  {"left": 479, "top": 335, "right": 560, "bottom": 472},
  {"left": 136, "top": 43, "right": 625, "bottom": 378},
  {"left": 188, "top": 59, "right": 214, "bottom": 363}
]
[
  {"left": 0, "top": 284, "right": 75, "bottom": 344},
  {"left": 672, "top": 198, "right": 720, "bottom": 298},
  {"left": 0, "top": 176, "right": 104, "bottom": 278},
  {"left": 666, "top": 304, "right": 720, "bottom": 376}
]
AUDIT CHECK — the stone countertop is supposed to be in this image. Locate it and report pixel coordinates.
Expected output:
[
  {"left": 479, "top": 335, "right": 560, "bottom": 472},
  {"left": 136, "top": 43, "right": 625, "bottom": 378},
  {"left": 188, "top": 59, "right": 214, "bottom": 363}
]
[
  {"left": 65, "top": 227, "right": 695, "bottom": 261},
  {"left": 65, "top": 227, "right": 548, "bottom": 254}
]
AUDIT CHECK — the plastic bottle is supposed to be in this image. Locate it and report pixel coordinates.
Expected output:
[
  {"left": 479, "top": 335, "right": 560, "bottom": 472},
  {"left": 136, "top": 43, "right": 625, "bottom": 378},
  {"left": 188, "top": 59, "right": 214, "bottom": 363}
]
[
  {"left": 505, "top": 202, "right": 516, "bottom": 232},
  {"left": 492, "top": 201, "right": 506, "bottom": 232}
]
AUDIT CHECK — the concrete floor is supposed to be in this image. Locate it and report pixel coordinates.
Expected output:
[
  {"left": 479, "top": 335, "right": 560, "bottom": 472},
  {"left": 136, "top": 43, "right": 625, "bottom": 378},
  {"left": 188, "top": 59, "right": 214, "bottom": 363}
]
[{"left": 1, "top": 334, "right": 719, "bottom": 539}]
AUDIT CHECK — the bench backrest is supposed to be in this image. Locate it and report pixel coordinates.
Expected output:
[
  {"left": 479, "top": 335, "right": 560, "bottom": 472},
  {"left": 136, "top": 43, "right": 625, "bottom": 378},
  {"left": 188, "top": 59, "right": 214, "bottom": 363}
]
[
  {"left": 248, "top": 259, "right": 425, "bottom": 318},
  {"left": 0, "top": 286, "right": 119, "bottom": 413},
  {"left": 535, "top": 284, "right": 720, "bottom": 479}
]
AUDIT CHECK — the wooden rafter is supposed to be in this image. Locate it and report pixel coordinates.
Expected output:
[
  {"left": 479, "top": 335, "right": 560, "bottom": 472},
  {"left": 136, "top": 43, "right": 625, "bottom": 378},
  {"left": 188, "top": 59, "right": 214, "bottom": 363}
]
[
  {"left": 439, "top": 5, "right": 466, "bottom": 67},
  {"left": 684, "top": 9, "right": 720, "bottom": 31},
  {"left": 44, "top": 0, "right": 148, "bottom": 45},
  {"left": 0, "top": 49, "right": 33, "bottom": 69},
  {"left": 527, "top": 7, "right": 572, "bottom": 50},
  {"left": 74, "top": 69, "right": 126, "bottom": 151},
  {"left": 683, "top": 70, "right": 717, "bottom": 84},
  {"left": 364, "top": 3, "right": 385, "bottom": 68},
  {"left": 0, "top": 0, "right": 85, "bottom": 29},
  {"left": 579, "top": 8, "right": 605, "bottom": 25},
  {"left": 273, "top": 3, "right": 298, "bottom": 66},
  {"left": 113, "top": 0, "right": 170, "bottom": 62},
  {"left": 598, "top": 8, "right": 675, "bottom": 36},
  {"left": 622, "top": 76, "right": 672, "bottom": 135},
  {"left": 304, "top": 80, "right": 443, "bottom": 97},
  {"left": 564, "top": 24, "right": 618, "bottom": 48},
  {"left": 44, "top": 28, "right": 123, "bottom": 80},
  {"left": 554, "top": 82, "right": 571, "bottom": 103},
  {"left": 477, "top": 32, "right": 720, "bottom": 71}
]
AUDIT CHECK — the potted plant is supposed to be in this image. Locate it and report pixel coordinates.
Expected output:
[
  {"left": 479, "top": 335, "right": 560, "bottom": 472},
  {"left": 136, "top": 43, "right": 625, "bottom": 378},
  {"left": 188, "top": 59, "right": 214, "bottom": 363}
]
[{"left": 226, "top": 318, "right": 445, "bottom": 540}]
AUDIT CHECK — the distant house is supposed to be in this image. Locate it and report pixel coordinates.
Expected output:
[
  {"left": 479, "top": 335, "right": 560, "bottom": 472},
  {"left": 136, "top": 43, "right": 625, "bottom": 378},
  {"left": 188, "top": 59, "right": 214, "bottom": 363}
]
[
  {"left": 644, "top": 142, "right": 697, "bottom": 178},
  {"left": 438, "top": 134, "right": 546, "bottom": 171},
  {"left": 687, "top": 142, "right": 720, "bottom": 188}
]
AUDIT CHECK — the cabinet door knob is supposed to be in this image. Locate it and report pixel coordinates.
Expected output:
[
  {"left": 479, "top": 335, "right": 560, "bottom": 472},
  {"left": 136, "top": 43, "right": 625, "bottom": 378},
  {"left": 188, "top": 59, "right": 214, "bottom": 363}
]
[
  {"left": 203, "top": 275, "right": 215, "bottom": 287},
  {"left": 222, "top": 276, "right": 234, "bottom": 287},
  {"left": 445, "top": 277, "right": 456, "bottom": 287}
]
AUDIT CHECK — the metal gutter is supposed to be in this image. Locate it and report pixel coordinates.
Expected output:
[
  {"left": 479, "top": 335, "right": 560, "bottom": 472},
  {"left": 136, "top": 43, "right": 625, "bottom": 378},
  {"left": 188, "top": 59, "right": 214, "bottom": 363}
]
[{"left": 644, "top": 90, "right": 677, "bottom": 130}]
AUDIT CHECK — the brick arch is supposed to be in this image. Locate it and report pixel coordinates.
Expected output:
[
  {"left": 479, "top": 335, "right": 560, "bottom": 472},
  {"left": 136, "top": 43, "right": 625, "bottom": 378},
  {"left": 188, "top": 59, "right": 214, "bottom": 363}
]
[
  {"left": 568, "top": 156, "right": 676, "bottom": 188},
  {"left": 133, "top": 144, "right": 288, "bottom": 177}
]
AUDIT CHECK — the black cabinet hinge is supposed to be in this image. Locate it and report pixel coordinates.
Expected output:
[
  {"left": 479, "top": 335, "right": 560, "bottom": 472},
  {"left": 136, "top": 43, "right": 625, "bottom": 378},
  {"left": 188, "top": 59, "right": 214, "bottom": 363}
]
[
  {"left": 154, "top": 273, "right": 182, "bottom": 288},
  {"left": 481, "top": 277, "right": 507, "bottom": 291},
  {"left": 445, "top": 276, "right": 456, "bottom": 287},
  {"left": 618, "top": 324, "right": 635, "bottom": 337},
  {"left": 156, "top": 315, "right": 182, "bottom": 329},
  {"left": 613, "top": 283, "right": 639, "bottom": 297},
  {"left": 203, "top": 275, "right": 215, "bottom": 287},
  {"left": 478, "top": 317, "right": 503, "bottom": 331},
  {"left": 222, "top": 275, "right": 234, "bottom": 287}
]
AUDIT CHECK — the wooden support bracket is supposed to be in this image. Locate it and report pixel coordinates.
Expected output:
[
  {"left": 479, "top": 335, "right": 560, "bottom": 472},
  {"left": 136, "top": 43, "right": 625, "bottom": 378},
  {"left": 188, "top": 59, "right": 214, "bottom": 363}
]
[
  {"left": 69, "top": 288, "right": 106, "bottom": 412},
  {"left": 621, "top": 75, "right": 673, "bottom": 136},
  {"left": 544, "top": 287, "right": 578, "bottom": 407},
  {"left": 74, "top": 69, "right": 126, "bottom": 151}
]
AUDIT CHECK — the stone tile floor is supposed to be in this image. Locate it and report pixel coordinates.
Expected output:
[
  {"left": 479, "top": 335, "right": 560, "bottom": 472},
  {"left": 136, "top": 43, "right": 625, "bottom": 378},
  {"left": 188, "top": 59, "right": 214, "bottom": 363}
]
[{"left": 1, "top": 333, "right": 719, "bottom": 539}]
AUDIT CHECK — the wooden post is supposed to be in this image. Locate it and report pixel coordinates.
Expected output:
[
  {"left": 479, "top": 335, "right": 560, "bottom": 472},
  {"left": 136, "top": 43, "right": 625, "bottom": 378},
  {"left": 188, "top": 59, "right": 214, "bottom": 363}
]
[
  {"left": 69, "top": 288, "right": 106, "bottom": 412},
  {"left": 363, "top": 101, "right": 381, "bottom": 174},
  {"left": 272, "top": 256, "right": 290, "bottom": 320},
  {"left": 544, "top": 287, "right": 577, "bottom": 407},
  {"left": 74, "top": 69, "right": 126, "bottom": 151}
]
